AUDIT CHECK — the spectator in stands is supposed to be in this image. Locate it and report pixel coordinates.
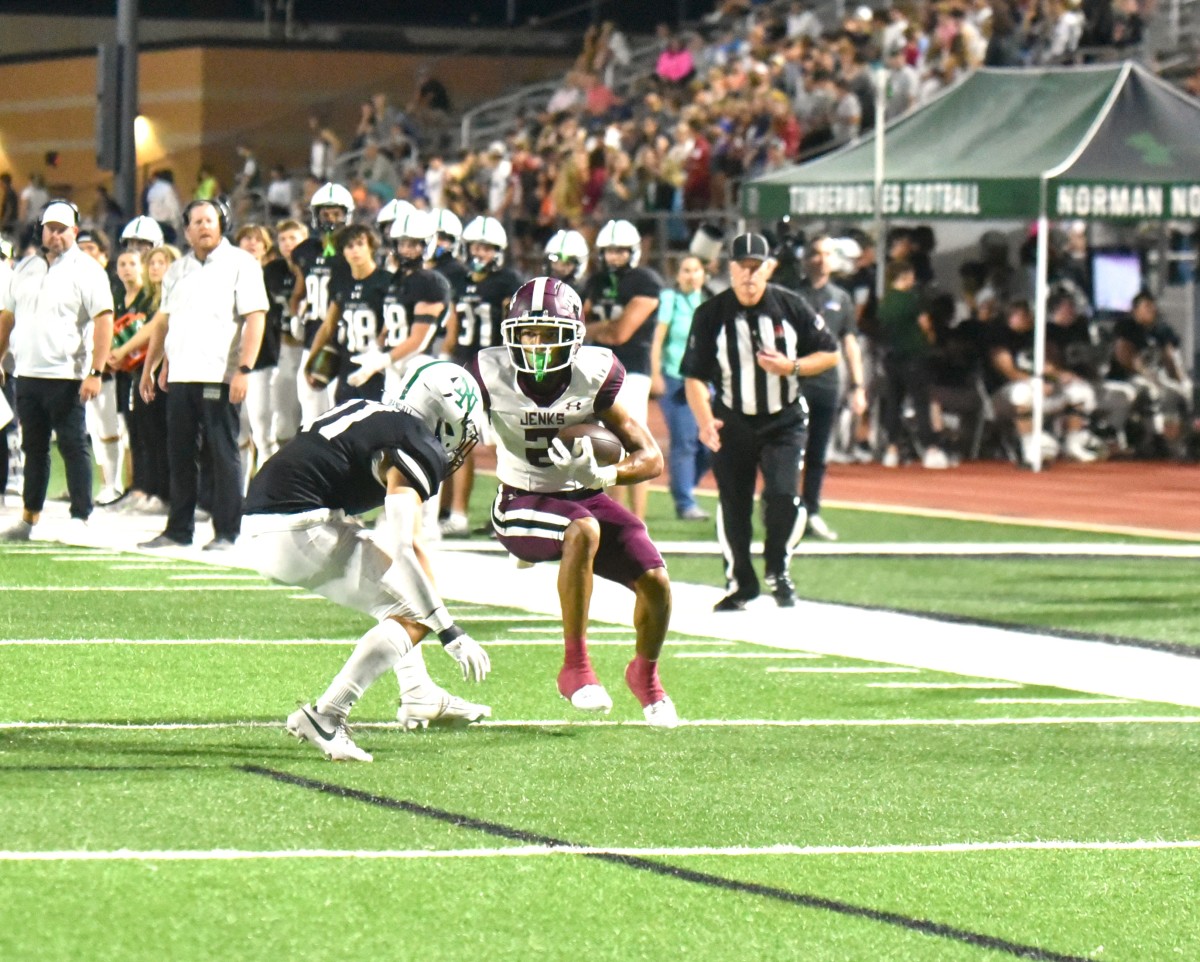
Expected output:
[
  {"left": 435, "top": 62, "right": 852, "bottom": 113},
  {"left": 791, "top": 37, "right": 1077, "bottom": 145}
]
[
  {"left": 0, "top": 174, "right": 19, "bottom": 237},
  {"left": 655, "top": 34, "right": 696, "bottom": 88},
  {"left": 307, "top": 114, "right": 342, "bottom": 181},
  {"left": 146, "top": 169, "right": 183, "bottom": 243},
  {"left": 193, "top": 165, "right": 221, "bottom": 202},
  {"left": 18, "top": 175, "right": 49, "bottom": 231}
]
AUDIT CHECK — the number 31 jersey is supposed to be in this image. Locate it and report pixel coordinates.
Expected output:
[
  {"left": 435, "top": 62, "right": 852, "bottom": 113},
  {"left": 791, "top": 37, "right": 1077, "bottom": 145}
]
[{"left": 473, "top": 345, "right": 624, "bottom": 493}]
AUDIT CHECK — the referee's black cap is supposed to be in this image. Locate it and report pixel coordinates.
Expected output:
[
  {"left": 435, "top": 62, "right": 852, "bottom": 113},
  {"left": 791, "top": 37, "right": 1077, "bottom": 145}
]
[{"left": 730, "top": 232, "right": 771, "bottom": 262}]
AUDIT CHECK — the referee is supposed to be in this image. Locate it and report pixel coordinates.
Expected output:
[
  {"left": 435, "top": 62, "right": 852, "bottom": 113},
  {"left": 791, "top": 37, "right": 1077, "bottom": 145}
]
[{"left": 681, "top": 232, "right": 838, "bottom": 611}]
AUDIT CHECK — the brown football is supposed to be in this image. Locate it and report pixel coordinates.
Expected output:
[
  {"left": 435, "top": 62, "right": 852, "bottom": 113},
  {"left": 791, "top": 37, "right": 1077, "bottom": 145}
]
[{"left": 557, "top": 422, "right": 624, "bottom": 466}]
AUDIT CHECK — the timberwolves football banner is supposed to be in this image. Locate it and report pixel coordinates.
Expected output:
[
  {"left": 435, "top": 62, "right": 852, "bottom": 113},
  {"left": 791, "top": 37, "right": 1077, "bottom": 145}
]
[{"left": 743, "top": 63, "right": 1200, "bottom": 225}]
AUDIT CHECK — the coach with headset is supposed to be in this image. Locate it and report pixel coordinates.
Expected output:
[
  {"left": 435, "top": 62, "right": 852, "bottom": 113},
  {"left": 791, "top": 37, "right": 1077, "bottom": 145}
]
[
  {"left": 0, "top": 200, "right": 114, "bottom": 541},
  {"left": 138, "top": 198, "right": 268, "bottom": 551},
  {"left": 681, "top": 232, "right": 839, "bottom": 612}
]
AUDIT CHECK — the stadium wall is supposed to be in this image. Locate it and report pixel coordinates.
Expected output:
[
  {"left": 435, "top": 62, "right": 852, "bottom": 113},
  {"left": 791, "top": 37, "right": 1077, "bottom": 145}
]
[{"left": 0, "top": 44, "right": 571, "bottom": 207}]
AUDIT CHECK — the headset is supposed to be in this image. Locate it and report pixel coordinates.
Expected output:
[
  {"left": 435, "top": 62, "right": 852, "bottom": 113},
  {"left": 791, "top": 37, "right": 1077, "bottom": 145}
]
[{"left": 182, "top": 197, "right": 230, "bottom": 234}]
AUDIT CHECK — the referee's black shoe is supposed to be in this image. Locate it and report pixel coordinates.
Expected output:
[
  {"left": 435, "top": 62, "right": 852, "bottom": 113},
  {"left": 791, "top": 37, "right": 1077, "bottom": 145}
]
[
  {"left": 714, "top": 589, "right": 758, "bottom": 612},
  {"left": 766, "top": 573, "right": 796, "bottom": 608}
]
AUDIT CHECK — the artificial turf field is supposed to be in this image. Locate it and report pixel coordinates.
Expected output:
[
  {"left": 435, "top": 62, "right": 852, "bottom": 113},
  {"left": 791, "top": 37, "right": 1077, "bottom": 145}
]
[{"left": 1, "top": 494, "right": 1198, "bottom": 962}]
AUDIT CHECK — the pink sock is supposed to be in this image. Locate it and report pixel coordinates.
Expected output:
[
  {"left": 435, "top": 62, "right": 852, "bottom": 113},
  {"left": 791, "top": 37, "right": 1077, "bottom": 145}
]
[
  {"left": 624, "top": 655, "right": 665, "bottom": 708},
  {"left": 558, "top": 637, "right": 598, "bottom": 698}
]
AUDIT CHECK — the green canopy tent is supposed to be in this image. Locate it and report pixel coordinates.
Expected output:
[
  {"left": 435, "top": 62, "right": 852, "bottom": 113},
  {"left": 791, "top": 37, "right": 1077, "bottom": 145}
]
[{"left": 743, "top": 62, "right": 1200, "bottom": 468}]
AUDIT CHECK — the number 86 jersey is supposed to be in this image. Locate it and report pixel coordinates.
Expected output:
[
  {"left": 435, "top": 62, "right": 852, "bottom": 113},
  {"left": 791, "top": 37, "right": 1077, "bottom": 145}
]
[{"left": 473, "top": 345, "right": 625, "bottom": 493}]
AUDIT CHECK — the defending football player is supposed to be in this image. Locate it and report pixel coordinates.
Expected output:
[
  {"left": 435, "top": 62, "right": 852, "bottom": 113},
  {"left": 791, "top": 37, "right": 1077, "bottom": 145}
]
[
  {"left": 242, "top": 360, "right": 491, "bottom": 761},
  {"left": 471, "top": 277, "right": 679, "bottom": 728}
]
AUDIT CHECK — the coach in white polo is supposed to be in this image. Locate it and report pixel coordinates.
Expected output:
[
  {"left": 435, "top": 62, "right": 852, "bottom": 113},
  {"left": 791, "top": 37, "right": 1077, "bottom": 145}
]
[
  {"left": 138, "top": 199, "right": 266, "bottom": 551},
  {"left": 0, "top": 200, "right": 114, "bottom": 540}
]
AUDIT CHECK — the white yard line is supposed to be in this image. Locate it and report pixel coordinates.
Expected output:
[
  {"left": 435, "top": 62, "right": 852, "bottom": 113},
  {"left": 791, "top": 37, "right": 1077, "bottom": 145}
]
[
  {"left": 2, "top": 716, "right": 1196, "bottom": 731},
  {"left": 867, "top": 682, "right": 1024, "bottom": 689},
  {"left": 767, "top": 667, "right": 922, "bottom": 674},
  {"left": 675, "top": 652, "right": 822, "bottom": 659},
  {"left": 975, "top": 697, "right": 1132, "bottom": 705},
  {"left": 167, "top": 574, "right": 266, "bottom": 582},
  {"left": 0, "top": 638, "right": 359, "bottom": 646},
  {"left": 1, "top": 838, "right": 1197, "bottom": 862},
  {"left": 0, "top": 585, "right": 292, "bottom": 592}
]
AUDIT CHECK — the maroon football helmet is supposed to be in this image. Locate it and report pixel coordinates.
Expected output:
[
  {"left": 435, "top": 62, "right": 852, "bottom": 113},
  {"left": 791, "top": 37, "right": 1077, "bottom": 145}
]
[{"left": 501, "top": 276, "right": 585, "bottom": 380}]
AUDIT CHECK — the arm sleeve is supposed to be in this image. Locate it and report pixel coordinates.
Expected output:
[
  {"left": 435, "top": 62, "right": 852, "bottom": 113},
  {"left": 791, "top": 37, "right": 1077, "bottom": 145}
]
[{"left": 380, "top": 490, "right": 455, "bottom": 634}]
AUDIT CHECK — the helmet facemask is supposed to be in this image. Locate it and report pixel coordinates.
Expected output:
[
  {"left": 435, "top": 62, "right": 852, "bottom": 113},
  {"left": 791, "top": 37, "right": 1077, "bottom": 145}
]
[{"left": 501, "top": 317, "right": 584, "bottom": 382}]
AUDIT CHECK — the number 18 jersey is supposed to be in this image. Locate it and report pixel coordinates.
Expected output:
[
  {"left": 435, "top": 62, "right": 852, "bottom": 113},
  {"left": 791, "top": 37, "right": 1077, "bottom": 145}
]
[{"left": 473, "top": 345, "right": 624, "bottom": 493}]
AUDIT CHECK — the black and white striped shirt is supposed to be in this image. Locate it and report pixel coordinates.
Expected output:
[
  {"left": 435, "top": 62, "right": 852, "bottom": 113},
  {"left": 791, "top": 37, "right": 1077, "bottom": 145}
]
[{"left": 680, "top": 284, "right": 837, "bottom": 416}]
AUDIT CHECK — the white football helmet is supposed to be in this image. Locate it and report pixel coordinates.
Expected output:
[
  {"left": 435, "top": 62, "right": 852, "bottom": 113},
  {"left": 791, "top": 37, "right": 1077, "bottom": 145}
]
[
  {"left": 376, "top": 198, "right": 416, "bottom": 229},
  {"left": 390, "top": 208, "right": 435, "bottom": 271},
  {"left": 390, "top": 360, "right": 487, "bottom": 473},
  {"left": 595, "top": 219, "right": 641, "bottom": 268},
  {"left": 543, "top": 229, "right": 590, "bottom": 282},
  {"left": 427, "top": 207, "right": 463, "bottom": 260},
  {"left": 120, "top": 215, "right": 164, "bottom": 247},
  {"left": 462, "top": 216, "right": 508, "bottom": 271},
  {"left": 310, "top": 182, "right": 355, "bottom": 232},
  {"left": 501, "top": 276, "right": 585, "bottom": 381}
]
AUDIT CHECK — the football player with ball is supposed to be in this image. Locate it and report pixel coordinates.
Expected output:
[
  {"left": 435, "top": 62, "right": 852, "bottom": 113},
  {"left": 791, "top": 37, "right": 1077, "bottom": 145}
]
[{"left": 471, "top": 277, "right": 680, "bottom": 728}]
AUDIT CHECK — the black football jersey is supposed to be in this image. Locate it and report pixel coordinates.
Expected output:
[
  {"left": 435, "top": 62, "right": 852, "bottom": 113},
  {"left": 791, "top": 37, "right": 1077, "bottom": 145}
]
[
  {"left": 258, "top": 257, "right": 296, "bottom": 369},
  {"left": 245, "top": 399, "right": 448, "bottom": 515},
  {"left": 432, "top": 252, "right": 469, "bottom": 300},
  {"left": 454, "top": 266, "right": 523, "bottom": 362},
  {"left": 382, "top": 268, "right": 452, "bottom": 355},
  {"left": 582, "top": 266, "right": 663, "bottom": 375},
  {"left": 331, "top": 267, "right": 394, "bottom": 397},
  {"left": 1108, "top": 316, "right": 1181, "bottom": 380},
  {"left": 292, "top": 236, "right": 352, "bottom": 348},
  {"left": 984, "top": 322, "right": 1035, "bottom": 392}
]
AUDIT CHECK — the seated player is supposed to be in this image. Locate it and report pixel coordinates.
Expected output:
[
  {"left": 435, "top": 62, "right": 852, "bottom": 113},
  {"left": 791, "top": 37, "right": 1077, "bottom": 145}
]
[
  {"left": 242, "top": 360, "right": 491, "bottom": 761},
  {"left": 471, "top": 277, "right": 679, "bottom": 728}
]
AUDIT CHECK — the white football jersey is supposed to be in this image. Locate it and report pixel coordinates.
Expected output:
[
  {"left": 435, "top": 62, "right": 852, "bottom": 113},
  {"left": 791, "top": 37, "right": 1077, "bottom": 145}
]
[{"left": 476, "top": 345, "right": 620, "bottom": 493}]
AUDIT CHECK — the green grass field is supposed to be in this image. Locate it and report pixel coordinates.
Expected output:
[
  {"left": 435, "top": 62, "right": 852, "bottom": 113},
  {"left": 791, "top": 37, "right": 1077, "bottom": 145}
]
[{"left": 1, "top": 492, "right": 1197, "bottom": 962}]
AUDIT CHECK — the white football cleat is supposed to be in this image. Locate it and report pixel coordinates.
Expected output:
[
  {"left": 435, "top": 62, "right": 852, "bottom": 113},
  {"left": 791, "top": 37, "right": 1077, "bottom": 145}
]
[
  {"left": 643, "top": 696, "right": 680, "bottom": 729},
  {"left": 565, "top": 684, "right": 613, "bottom": 714},
  {"left": 286, "top": 704, "right": 373, "bottom": 762},
  {"left": 397, "top": 689, "right": 491, "bottom": 731}
]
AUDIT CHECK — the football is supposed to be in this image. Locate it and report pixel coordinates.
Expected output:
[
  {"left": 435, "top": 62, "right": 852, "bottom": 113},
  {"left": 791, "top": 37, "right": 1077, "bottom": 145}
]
[
  {"left": 307, "top": 344, "right": 342, "bottom": 386},
  {"left": 557, "top": 422, "right": 624, "bottom": 466}
]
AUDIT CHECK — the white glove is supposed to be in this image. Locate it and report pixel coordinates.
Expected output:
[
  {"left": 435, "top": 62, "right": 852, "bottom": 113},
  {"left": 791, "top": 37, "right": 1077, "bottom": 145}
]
[
  {"left": 444, "top": 633, "right": 491, "bottom": 682},
  {"left": 288, "top": 315, "right": 306, "bottom": 341},
  {"left": 347, "top": 352, "right": 391, "bottom": 387},
  {"left": 547, "top": 436, "right": 618, "bottom": 489}
]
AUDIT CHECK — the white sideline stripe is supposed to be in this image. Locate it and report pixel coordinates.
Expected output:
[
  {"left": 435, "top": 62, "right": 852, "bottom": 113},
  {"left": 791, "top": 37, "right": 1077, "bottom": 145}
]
[
  {"left": 428, "top": 554, "right": 1200, "bottom": 708},
  {"left": 676, "top": 652, "right": 822, "bottom": 659},
  {"left": 819, "top": 499, "right": 1200, "bottom": 544},
  {"left": 462, "top": 615, "right": 562, "bottom": 623},
  {"left": 767, "top": 667, "right": 922, "bottom": 674},
  {"left": 432, "top": 540, "right": 1200, "bottom": 557},
  {"left": 976, "top": 697, "right": 1132, "bottom": 705},
  {"left": 47, "top": 554, "right": 132, "bottom": 561},
  {"left": 509, "top": 626, "right": 627, "bottom": 633},
  {"left": 3, "top": 716, "right": 1197, "bottom": 731},
  {"left": 867, "top": 682, "right": 1024, "bottom": 689},
  {"left": 2, "top": 838, "right": 1198, "bottom": 862},
  {"left": 288, "top": 594, "right": 326, "bottom": 600},
  {"left": 0, "top": 585, "right": 292, "bottom": 592}
]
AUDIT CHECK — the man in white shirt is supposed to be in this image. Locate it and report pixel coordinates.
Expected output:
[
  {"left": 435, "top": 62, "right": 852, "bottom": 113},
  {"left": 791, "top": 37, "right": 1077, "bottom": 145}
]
[
  {"left": 0, "top": 200, "right": 114, "bottom": 540},
  {"left": 137, "top": 199, "right": 267, "bottom": 551}
]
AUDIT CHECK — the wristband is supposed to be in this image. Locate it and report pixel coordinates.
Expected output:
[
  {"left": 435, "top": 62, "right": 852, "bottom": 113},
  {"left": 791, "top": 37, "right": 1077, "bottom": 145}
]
[
  {"left": 87, "top": 368, "right": 102, "bottom": 378},
  {"left": 237, "top": 364, "right": 253, "bottom": 375},
  {"left": 437, "top": 625, "right": 465, "bottom": 646},
  {"left": 792, "top": 359, "right": 802, "bottom": 376}
]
